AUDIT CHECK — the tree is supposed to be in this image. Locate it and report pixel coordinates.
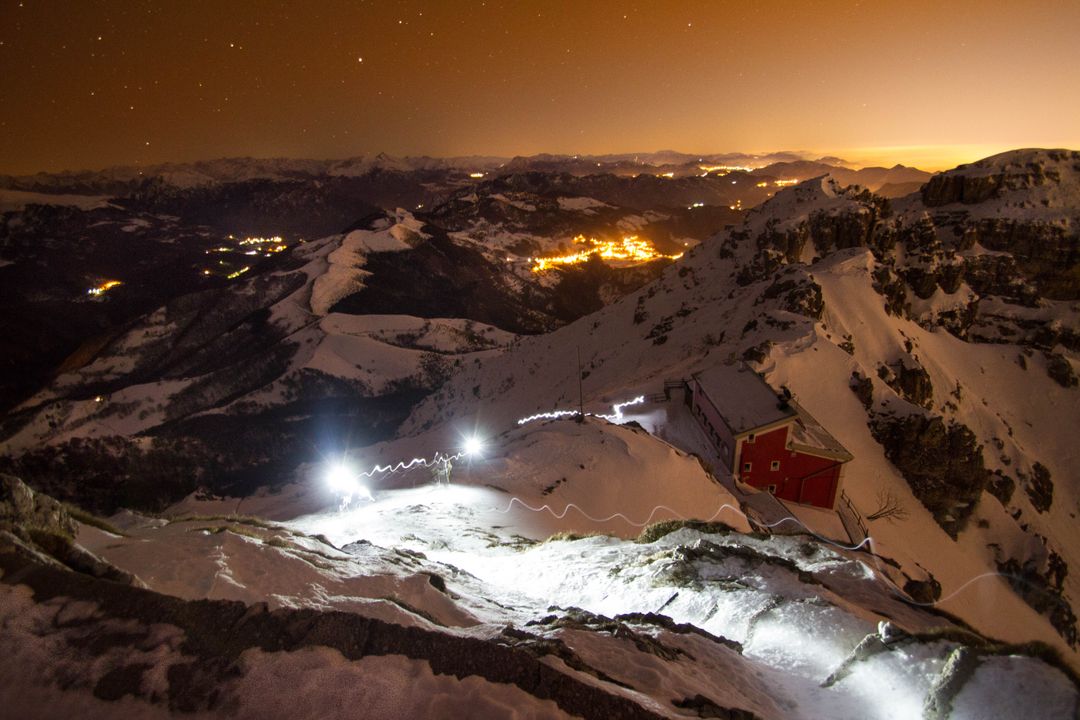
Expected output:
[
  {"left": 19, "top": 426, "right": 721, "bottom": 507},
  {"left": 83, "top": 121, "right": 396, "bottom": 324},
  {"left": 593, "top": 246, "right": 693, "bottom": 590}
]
[{"left": 866, "top": 489, "right": 909, "bottom": 523}]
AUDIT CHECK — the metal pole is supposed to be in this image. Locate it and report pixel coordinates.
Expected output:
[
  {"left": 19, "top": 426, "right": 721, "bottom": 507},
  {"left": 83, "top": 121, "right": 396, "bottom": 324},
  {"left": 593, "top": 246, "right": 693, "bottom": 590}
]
[{"left": 576, "top": 345, "right": 585, "bottom": 423}]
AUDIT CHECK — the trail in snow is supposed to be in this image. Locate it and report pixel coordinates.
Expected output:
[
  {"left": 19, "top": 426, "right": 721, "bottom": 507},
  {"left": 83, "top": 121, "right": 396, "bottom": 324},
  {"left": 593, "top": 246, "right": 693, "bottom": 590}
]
[
  {"left": 492, "top": 494, "right": 1057, "bottom": 612},
  {"left": 321, "top": 393, "right": 1061, "bottom": 618}
]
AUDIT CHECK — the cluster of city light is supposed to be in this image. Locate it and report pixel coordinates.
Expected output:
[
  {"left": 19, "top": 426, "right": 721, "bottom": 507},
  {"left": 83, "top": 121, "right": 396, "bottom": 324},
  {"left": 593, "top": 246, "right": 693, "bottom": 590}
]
[
  {"left": 86, "top": 280, "right": 122, "bottom": 296},
  {"left": 698, "top": 164, "right": 751, "bottom": 176},
  {"left": 531, "top": 235, "right": 683, "bottom": 273},
  {"left": 469, "top": 172, "right": 485, "bottom": 179},
  {"left": 774, "top": 179, "right": 799, "bottom": 187},
  {"left": 236, "top": 235, "right": 285, "bottom": 245},
  {"left": 226, "top": 266, "right": 250, "bottom": 279}
]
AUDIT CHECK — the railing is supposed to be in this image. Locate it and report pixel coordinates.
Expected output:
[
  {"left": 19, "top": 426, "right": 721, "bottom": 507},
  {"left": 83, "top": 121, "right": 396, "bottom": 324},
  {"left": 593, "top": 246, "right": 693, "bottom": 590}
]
[
  {"left": 663, "top": 379, "right": 687, "bottom": 398},
  {"left": 837, "top": 488, "right": 869, "bottom": 549}
]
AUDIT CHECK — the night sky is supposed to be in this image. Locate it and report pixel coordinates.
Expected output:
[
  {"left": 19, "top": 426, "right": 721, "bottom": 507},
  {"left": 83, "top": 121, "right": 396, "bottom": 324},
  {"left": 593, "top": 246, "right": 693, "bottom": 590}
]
[{"left": 2, "top": 0, "right": 1078, "bottom": 174}]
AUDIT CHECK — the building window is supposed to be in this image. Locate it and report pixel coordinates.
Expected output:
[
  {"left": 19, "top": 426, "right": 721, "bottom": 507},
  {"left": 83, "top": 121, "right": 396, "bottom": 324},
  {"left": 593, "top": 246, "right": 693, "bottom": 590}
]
[
  {"left": 771, "top": 460, "right": 780, "bottom": 471},
  {"left": 743, "top": 462, "right": 752, "bottom": 472},
  {"left": 746, "top": 433, "right": 755, "bottom": 444}
]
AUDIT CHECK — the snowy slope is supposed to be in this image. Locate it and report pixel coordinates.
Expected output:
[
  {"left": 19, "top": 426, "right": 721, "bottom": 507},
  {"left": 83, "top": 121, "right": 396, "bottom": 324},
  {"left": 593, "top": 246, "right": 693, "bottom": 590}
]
[
  {"left": 11, "top": 415, "right": 1055, "bottom": 719},
  {"left": 394, "top": 156, "right": 1080, "bottom": 665}
]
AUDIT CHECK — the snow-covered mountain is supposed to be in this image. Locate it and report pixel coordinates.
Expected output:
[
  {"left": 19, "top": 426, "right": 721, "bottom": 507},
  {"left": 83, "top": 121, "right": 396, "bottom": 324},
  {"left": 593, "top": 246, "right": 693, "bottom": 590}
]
[
  {"left": 397, "top": 149, "right": 1080, "bottom": 661},
  {"left": 1, "top": 149, "right": 1078, "bottom": 718}
]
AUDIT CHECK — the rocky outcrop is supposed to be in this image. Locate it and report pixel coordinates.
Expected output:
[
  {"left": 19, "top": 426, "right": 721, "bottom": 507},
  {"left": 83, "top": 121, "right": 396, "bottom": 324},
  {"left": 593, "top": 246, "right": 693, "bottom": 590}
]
[
  {"left": 0, "top": 546, "right": 678, "bottom": 719},
  {"left": 1045, "top": 352, "right": 1078, "bottom": 388},
  {"left": 0, "top": 474, "right": 141, "bottom": 586},
  {"left": 0, "top": 472, "right": 78, "bottom": 541},
  {"left": 869, "top": 414, "right": 988, "bottom": 537},
  {"left": 1022, "top": 462, "right": 1054, "bottom": 513},
  {"left": 922, "top": 173, "right": 1005, "bottom": 206},
  {"left": 997, "top": 550, "right": 1076, "bottom": 648},
  {"left": 877, "top": 358, "right": 934, "bottom": 410},
  {"left": 967, "top": 219, "right": 1080, "bottom": 300},
  {"left": 921, "top": 149, "right": 1080, "bottom": 207},
  {"left": 923, "top": 647, "right": 982, "bottom": 720}
]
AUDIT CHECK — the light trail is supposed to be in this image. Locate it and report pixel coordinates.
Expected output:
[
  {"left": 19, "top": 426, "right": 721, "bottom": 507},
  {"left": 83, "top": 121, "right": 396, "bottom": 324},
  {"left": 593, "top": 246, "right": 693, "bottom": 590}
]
[
  {"left": 354, "top": 451, "right": 466, "bottom": 479},
  {"left": 319, "top": 400, "right": 1046, "bottom": 615},
  {"left": 324, "top": 448, "right": 1036, "bottom": 612},
  {"left": 491, "top": 497, "right": 871, "bottom": 552},
  {"left": 596, "top": 395, "right": 645, "bottom": 422},
  {"left": 516, "top": 409, "right": 582, "bottom": 425},
  {"left": 517, "top": 395, "right": 646, "bottom": 426},
  {"left": 489, "top": 495, "right": 1043, "bottom": 611}
]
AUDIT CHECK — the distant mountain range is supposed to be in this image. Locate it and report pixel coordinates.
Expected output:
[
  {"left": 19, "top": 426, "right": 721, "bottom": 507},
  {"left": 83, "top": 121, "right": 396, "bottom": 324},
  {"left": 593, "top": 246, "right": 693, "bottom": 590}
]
[{"left": 0, "top": 151, "right": 929, "bottom": 196}]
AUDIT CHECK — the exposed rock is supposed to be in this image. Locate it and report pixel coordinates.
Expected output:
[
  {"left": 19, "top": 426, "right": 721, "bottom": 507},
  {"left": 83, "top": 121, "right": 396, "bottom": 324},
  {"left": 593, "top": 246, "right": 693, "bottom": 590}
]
[
  {"left": 849, "top": 371, "right": 874, "bottom": 410},
  {"left": 741, "top": 341, "right": 773, "bottom": 364},
  {"left": 871, "top": 265, "right": 910, "bottom": 317},
  {"left": 0, "top": 473, "right": 77, "bottom": 540},
  {"left": 0, "top": 548, "right": 670, "bottom": 719},
  {"left": 822, "top": 624, "right": 904, "bottom": 688},
  {"left": 671, "top": 694, "right": 763, "bottom": 720},
  {"left": 961, "top": 254, "right": 1040, "bottom": 306},
  {"left": 969, "top": 220, "right": 1080, "bottom": 300},
  {"left": 1023, "top": 462, "right": 1054, "bottom": 513},
  {"left": 922, "top": 172, "right": 1005, "bottom": 206},
  {"left": 869, "top": 414, "right": 988, "bottom": 537},
  {"left": 0, "top": 474, "right": 141, "bottom": 586},
  {"left": 923, "top": 646, "right": 981, "bottom": 720},
  {"left": 904, "top": 575, "right": 942, "bottom": 604},
  {"left": 997, "top": 550, "right": 1077, "bottom": 647},
  {"left": 879, "top": 358, "right": 934, "bottom": 409},
  {"left": 782, "top": 279, "right": 824, "bottom": 320},
  {"left": 986, "top": 471, "right": 1016, "bottom": 506},
  {"left": 1045, "top": 352, "right": 1078, "bottom": 388}
]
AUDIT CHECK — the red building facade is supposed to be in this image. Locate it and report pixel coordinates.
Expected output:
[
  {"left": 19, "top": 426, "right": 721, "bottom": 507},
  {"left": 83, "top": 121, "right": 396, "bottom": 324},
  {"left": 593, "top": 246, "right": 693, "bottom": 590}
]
[{"left": 689, "top": 364, "right": 853, "bottom": 510}]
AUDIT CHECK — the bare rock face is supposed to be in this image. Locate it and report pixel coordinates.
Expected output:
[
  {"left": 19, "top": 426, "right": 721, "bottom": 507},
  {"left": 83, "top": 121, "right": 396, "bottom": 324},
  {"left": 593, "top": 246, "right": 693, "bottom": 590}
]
[
  {"left": 921, "top": 149, "right": 1080, "bottom": 207},
  {"left": 0, "top": 473, "right": 78, "bottom": 541},
  {"left": 921, "top": 172, "right": 1005, "bottom": 206},
  {"left": 0, "top": 473, "right": 143, "bottom": 587},
  {"left": 967, "top": 219, "right": 1080, "bottom": 300},
  {"left": 877, "top": 358, "right": 934, "bottom": 410}
]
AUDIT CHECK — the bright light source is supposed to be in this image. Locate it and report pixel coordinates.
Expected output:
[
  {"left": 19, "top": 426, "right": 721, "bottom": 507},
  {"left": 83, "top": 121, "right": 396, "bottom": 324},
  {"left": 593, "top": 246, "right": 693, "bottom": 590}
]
[
  {"left": 463, "top": 436, "right": 484, "bottom": 457},
  {"left": 326, "top": 463, "right": 357, "bottom": 493}
]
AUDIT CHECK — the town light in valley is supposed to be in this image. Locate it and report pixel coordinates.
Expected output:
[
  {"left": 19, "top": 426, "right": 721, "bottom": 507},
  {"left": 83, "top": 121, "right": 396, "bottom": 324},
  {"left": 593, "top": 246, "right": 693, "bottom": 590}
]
[{"left": 531, "top": 235, "right": 682, "bottom": 272}]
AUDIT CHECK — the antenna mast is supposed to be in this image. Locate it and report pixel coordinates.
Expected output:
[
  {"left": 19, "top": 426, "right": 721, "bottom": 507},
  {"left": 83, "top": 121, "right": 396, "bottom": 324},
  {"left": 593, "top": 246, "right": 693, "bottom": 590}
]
[{"left": 576, "top": 345, "right": 585, "bottom": 423}]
